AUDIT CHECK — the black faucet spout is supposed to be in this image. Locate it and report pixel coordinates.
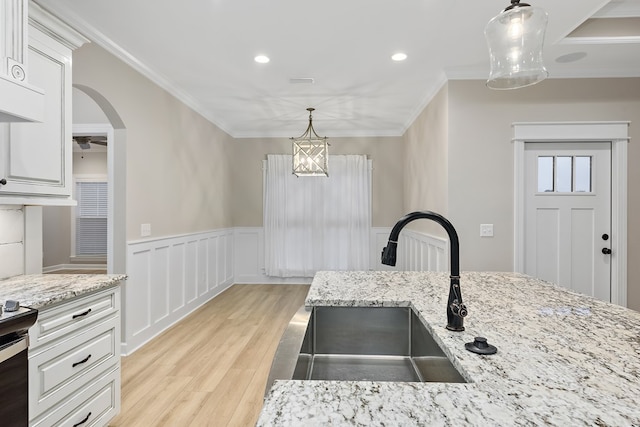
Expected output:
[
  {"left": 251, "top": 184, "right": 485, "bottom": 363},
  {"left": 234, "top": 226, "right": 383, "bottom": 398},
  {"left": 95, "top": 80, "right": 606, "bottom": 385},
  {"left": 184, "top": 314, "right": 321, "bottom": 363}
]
[{"left": 381, "top": 211, "right": 467, "bottom": 331}]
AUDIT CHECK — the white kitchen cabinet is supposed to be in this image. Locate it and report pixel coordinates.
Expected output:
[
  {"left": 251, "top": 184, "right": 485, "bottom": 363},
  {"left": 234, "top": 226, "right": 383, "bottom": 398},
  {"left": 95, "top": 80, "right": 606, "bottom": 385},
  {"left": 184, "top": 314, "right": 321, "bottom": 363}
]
[
  {"left": 0, "top": 0, "right": 45, "bottom": 122},
  {"left": 0, "top": 2, "right": 87, "bottom": 204},
  {"left": 28, "top": 286, "right": 121, "bottom": 427},
  {"left": 1, "top": 0, "right": 29, "bottom": 81}
]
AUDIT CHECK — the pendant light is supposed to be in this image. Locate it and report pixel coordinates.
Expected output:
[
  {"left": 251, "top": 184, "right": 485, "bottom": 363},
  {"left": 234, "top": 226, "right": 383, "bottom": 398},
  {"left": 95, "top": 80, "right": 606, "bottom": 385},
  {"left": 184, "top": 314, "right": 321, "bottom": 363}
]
[
  {"left": 291, "top": 108, "right": 329, "bottom": 177},
  {"left": 485, "top": 0, "right": 549, "bottom": 90}
]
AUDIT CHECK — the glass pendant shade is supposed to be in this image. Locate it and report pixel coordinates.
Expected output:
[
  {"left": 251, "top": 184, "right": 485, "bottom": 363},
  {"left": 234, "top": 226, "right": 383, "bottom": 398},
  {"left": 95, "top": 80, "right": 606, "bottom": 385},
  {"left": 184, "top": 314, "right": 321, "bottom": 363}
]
[
  {"left": 485, "top": 2, "right": 549, "bottom": 90},
  {"left": 291, "top": 108, "right": 329, "bottom": 177}
]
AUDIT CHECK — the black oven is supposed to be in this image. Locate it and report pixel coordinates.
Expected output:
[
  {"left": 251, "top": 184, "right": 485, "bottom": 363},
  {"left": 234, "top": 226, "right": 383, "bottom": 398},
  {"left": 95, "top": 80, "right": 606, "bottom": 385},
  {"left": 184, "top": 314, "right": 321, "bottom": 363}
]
[{"left": 0, "top": 303, "right": 38, "bottom": 427}]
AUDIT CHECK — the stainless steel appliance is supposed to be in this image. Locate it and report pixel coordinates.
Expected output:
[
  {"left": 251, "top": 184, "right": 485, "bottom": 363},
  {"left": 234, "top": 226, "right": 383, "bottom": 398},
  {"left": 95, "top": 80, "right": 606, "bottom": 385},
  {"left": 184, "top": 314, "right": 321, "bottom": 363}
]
[{"left": 0, "top": 301, "right": 38, "bottom": 427}]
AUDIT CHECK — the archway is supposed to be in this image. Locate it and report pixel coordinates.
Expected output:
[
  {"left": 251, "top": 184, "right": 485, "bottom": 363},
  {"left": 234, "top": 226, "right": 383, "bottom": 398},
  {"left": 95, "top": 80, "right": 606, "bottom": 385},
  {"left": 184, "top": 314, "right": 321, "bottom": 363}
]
[{"left": 72, "top": 84, "right": 127, "bottom": 275}]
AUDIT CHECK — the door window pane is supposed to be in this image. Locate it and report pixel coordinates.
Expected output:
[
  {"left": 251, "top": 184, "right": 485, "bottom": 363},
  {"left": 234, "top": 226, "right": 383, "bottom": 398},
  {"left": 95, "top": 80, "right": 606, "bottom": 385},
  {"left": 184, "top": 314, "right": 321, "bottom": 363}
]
[
  {"left": 556, "top": 157, "right": 573, "bottom": 193},
  {"left": 574, "top": 156, "right": 592, "bottom": 192},
  {"left": 537, "top": 157, "right": 554, "bottom": 192},
  {"left": 536, "top": 155, "right": 593, "bottom": 194}
]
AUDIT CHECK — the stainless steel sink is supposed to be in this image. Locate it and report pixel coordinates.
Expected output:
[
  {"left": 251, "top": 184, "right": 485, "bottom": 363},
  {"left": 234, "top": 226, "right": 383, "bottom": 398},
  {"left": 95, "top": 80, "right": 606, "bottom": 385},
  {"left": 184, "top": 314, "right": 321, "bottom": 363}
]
[{"left": 266, "top": 306, "right": 467, "bottom": 395}]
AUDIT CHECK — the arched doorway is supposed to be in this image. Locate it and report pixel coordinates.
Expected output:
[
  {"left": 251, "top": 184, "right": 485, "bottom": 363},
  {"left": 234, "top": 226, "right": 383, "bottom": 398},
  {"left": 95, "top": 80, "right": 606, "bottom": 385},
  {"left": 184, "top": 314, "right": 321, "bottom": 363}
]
[
  {"left": 42, "top": 85, "right": 126, "bottom": 275},
  {"left": 73, "top": 84, "right": 127, "bottom": 275}
]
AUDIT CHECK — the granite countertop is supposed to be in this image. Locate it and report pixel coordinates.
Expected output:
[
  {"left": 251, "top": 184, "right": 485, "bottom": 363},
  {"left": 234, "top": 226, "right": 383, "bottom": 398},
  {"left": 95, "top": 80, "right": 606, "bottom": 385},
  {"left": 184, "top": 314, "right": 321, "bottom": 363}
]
[
  {"left": 0, "top": 274, "right": 126, "bottom": 309},
  {"left": 258, "top": 271, "right": 640, "bottom": 426}
]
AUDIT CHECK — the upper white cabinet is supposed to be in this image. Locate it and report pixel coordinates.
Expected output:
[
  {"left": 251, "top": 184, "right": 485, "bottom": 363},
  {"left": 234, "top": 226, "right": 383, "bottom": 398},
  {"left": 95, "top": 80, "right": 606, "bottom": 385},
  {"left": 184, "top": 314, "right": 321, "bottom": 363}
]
[
  {"left": 0, "top": 2, "right": 88, "bottom": 205},
  {"left": 0, "top": 0, "right": 45, "bottom": 122}
]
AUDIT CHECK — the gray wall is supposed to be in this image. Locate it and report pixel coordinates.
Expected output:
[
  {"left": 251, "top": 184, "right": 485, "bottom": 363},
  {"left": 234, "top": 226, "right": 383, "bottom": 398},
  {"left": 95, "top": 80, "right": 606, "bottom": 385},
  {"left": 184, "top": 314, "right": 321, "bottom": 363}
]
[
  {"left": 72, "top": 43, "right": 234, "bottom": 240},
  {"left": 42, "top": 151, "right": 107, "bottom": 268},
  {"left": 42, "top": 205, "right": 70, "bottom": 268},
  {"left": 402, "top": 84, "right": 449, "bottom": 237},
  {"left": 403, "top": 77, "right": 640, "bottom": 310},
  {"left": 231, "top": 136, "right": 405, "bottom": 228}
]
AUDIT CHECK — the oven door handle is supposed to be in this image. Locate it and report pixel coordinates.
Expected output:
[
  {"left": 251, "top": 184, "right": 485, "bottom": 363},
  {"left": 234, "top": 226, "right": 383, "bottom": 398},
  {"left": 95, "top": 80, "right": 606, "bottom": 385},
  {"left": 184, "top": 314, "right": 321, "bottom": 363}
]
[{"left": 0, "top": 335, "right": 28, "bottom": 363}]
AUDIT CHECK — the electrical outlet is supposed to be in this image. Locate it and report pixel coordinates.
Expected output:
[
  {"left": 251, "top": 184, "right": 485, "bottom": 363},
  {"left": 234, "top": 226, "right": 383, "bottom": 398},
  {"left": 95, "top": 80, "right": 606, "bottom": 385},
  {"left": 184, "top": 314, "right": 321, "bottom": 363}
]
[
  {"left": 141, "top": 223, "right": 151, "bottom": 237},
  {"left": 480, "top": 224, "right": 494, "bottom": 237}
]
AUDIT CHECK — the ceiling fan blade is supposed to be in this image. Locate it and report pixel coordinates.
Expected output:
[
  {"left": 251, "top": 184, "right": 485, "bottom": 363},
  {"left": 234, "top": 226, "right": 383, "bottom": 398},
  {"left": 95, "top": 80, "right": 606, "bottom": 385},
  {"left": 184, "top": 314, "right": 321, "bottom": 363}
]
[
  {"left": 73, "top": 135, "right": 108, "bottom": 148},
  {"left": 73, "top": 136, "right": 91, "bottom": 144}
]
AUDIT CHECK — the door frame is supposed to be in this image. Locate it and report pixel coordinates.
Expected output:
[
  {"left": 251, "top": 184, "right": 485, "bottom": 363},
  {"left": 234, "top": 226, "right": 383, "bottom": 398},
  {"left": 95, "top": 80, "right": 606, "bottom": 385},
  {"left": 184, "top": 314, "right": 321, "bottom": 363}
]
[
  {"left": 513, "top": 121, "right": 629, "bottom": 306},
  {"left": 73, "top": 123, "right": 114, "bottom": 273}
]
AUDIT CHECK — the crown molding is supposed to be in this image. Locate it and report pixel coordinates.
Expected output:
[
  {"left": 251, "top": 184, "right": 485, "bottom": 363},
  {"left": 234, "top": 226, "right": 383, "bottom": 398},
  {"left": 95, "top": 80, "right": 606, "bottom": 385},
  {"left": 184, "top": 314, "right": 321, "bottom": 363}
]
[
  {"left": 592, "top": 0, "right": 640, "bottom": 18},
  {"left": 29, "top": 2, "right": 89, "bottom": 49},
  {"left": 31, "top": 0, "right": 235, "bottom": 137},
  {"left": 400, "top": 72, "right": 449, "bottom": 136}
]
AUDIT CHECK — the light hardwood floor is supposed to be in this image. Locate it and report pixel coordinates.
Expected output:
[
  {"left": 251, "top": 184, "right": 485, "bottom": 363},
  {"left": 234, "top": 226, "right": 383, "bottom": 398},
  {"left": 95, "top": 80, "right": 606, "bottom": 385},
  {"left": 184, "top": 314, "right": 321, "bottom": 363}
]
[{"left": 109, "top": 284, "right": 309, "bottom": 427}]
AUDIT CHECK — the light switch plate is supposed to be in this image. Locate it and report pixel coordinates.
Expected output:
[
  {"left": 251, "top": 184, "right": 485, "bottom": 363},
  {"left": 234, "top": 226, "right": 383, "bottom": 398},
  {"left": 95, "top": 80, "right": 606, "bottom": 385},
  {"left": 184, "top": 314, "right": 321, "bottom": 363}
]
[
  {"left": 141, "top": 223, "right": 151, "bottom": 237},
  {"left": 480, "top": 224, "right": 494, "bottom": 237}
]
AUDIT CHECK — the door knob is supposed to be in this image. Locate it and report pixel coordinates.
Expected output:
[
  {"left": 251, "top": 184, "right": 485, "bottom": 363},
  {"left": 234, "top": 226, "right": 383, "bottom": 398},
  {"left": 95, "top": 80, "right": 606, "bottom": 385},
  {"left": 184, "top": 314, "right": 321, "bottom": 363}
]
[
  {"left": 602, "top": 234, "right": 609, "bottom": 241},
  {"left": 602, "top": 248, "right": 612, "bottom": 255},
  {"left": 0, "top": 178, "right": 6, "bottom": 186}
]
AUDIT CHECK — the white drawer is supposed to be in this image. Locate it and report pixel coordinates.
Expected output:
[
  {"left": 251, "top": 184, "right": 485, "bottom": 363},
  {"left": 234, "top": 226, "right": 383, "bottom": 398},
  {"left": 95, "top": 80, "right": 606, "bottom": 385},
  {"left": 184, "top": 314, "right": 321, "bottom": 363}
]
[
  {"left": 29, "top": 318, "right": 118, "bottom": 417},
  {"left": 29, "top": 287, "right": 119, "bottom": 350},
  {"left": 30, "top": 367, "right": 120, "bottom": 427}
]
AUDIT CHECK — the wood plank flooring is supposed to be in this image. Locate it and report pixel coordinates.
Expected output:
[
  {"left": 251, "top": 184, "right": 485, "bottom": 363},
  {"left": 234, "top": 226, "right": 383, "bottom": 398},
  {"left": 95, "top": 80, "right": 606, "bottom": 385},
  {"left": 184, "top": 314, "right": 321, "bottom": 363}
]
[{"left": 109, "top": 284, "right": 309, "bottom": 427}]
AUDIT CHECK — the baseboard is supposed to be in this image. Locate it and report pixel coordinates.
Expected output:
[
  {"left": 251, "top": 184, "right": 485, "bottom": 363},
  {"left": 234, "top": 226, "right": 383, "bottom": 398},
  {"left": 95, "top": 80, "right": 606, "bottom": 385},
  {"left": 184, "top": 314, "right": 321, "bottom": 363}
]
[
  {"left": 70, "top": 255, "right": 107, "bottom": 263},
  {"left": 234, "top": 276, "right": 312, "bottom": 285},
  {"left": 43, "top": 263, "right": 107, "bottom": 273}
]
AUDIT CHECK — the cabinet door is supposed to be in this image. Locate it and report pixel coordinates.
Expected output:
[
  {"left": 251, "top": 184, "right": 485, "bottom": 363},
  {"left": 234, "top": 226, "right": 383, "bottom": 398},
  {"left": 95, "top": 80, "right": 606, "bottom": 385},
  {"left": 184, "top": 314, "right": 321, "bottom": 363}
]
[{"left": 0, "top": 25, "right": 72, "bottom": 199}]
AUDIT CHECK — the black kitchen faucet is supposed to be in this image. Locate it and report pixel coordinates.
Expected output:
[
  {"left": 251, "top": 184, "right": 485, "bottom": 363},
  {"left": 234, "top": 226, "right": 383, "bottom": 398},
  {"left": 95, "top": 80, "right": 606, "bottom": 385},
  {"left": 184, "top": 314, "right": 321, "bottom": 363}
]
[{"left": 381, "top": 211, "right": 468, "bottom": 331}]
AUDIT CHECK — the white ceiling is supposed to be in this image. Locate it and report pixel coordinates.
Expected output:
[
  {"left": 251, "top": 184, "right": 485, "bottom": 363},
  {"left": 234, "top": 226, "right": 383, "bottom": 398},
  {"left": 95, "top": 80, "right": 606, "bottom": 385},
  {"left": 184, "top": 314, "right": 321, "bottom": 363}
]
[{"left": 34, "top": 0, "right": 640, "bottom": 138}]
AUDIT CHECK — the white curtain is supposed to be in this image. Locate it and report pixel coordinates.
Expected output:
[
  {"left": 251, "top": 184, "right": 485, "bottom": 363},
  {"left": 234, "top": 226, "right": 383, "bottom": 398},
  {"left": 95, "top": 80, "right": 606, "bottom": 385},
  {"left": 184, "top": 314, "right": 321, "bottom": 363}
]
[{"left": 264, "top": 154, "right": 371, "bottom": 277}]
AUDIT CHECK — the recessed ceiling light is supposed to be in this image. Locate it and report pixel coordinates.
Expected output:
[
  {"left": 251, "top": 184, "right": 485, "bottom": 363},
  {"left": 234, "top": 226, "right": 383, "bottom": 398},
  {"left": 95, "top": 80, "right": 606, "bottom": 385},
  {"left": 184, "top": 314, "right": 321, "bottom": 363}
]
[
  {"left": 254, "top": 55, "right": 270, "bottom": 64},
  {"left": 391, "top": 52, "right": 407, "bottom": 61}
]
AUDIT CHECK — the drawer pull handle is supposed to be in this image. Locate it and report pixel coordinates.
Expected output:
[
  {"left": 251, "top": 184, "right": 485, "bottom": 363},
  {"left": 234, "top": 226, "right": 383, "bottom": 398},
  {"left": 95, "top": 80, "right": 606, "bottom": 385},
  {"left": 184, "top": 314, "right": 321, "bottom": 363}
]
[
  {"left": 72, "top": 354, "right": 92, "bottom": 368},
  {"left": 72, "top": 308, "right": 92, "bottom": 319},
  {"left": 73, "top": 412, "right": 91, "bottom": 427}
]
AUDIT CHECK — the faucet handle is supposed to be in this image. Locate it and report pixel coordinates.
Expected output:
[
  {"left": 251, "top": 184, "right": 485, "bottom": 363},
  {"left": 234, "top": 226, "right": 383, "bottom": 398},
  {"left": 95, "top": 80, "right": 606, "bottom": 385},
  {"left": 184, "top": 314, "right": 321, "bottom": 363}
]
[
  {"left": 458, "top": 302, "right": 468, "bottom": 317},
  {"left": 450, "top": 300, "right": 468, "bottom": 318}
]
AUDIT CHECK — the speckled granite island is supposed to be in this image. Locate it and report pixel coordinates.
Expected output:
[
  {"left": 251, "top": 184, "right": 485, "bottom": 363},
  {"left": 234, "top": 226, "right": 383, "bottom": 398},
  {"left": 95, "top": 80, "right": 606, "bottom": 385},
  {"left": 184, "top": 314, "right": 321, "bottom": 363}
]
[
  {"left": 0, "top": 273, "right": 126, "bottom": 308},
  {"left": 258, "top": 271, "right": 640, "bottom": 426}
]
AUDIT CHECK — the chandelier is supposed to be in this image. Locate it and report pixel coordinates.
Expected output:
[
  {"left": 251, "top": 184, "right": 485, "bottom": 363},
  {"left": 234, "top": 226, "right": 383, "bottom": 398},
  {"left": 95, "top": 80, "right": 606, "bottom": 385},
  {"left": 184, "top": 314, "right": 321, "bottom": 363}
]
[
  {"left": 485, "top": 0, "right": 549, "bottom": 90},
  {"left": 291, "top": 108, "right": 329, "bottom": 177}
]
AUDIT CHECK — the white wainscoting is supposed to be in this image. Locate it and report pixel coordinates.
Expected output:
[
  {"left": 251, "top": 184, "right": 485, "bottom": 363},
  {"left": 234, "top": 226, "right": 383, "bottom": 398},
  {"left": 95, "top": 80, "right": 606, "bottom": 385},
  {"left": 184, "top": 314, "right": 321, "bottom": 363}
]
[
  {"left": 233, "top": 227, "right": 313, "bottom": 284},
  {"left": 123, "top": 226, "right": 446, "bottom": 355},
  {"left": 373, "top": 227, "right": 448, "bottom": 272},
  {"left": 395, "top": 229, "right": 448, "bottom": 272},
  {"left": 234, "top": 227, "right": 448, "bottom": 283},
  {"left": 123, "top": 228, "right": 234, "bottom": 354}
]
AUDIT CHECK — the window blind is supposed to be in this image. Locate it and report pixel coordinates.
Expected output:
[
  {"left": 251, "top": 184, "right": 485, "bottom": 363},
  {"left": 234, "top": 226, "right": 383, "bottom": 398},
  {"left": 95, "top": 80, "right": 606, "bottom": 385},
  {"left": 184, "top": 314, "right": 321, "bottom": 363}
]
[{"left": 76, "top": 181, "right": 107, "bottom": 256}]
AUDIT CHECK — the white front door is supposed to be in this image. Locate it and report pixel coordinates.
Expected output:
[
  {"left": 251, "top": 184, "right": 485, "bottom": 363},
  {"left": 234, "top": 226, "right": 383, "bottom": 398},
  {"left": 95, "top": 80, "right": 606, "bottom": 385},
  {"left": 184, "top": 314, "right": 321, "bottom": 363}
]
[{"left": 524, "top": 142, "right": 611, "bottom": 302}]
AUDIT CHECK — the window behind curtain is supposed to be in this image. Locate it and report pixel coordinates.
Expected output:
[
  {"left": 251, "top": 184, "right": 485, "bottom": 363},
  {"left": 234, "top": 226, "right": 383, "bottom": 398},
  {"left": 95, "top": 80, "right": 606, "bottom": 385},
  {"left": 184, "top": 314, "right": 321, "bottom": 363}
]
[
  {"left": 75, "top": 181, "right": 108, "bottom": 256},
  {"left": 264, "top": 154, "right": 371, "bottom": 277}
]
